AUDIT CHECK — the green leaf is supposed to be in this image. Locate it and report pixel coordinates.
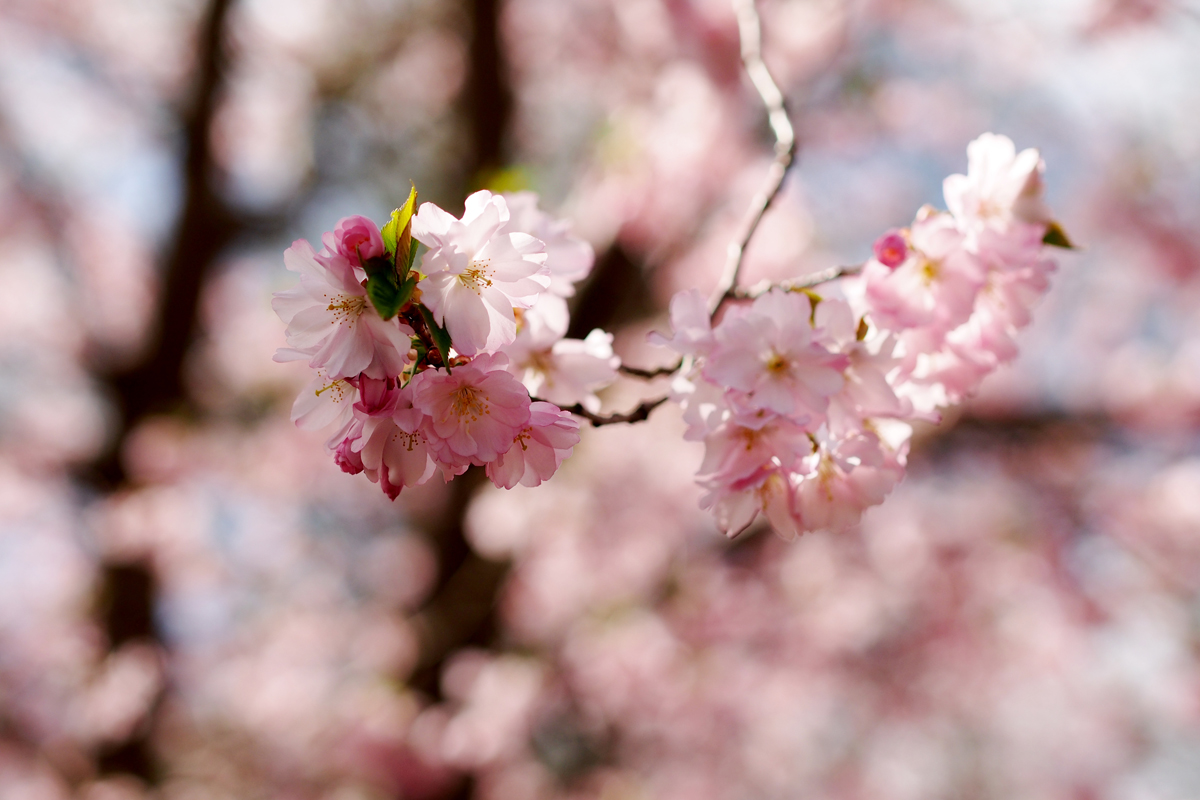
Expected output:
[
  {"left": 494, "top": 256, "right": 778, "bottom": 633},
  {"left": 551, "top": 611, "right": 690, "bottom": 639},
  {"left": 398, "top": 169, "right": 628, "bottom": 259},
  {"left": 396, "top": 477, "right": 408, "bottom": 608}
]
[
  {"left": 405, "top": 240, "right": 421, "bottom": 277},
  {"left": 366, "top": 278, "right": 402, "bottom": 320},
  {"left": 416, "top": 304, "right": 454, "bottom": 371},
  {"left": 394, "top": 273, "right": 418, "bottom": 311},
  {"left": 381, "top": 185, "right": 419, "bottom": 277},
  {"left": 1042, "top": 221, "right": 1077, "bottom": 249},
  {"left": 362, "top": 254, "right": 403, "bottom": 320},
  {"left": 856, "top": 317, "right": 870, "bottom": 341}
]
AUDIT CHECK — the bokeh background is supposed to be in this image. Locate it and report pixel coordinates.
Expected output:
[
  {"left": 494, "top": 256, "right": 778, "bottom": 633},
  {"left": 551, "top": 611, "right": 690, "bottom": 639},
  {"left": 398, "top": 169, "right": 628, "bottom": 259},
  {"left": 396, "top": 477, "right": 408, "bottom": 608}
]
[{"left": 2, "top": 0, "right": 1200, "bottom": 797}]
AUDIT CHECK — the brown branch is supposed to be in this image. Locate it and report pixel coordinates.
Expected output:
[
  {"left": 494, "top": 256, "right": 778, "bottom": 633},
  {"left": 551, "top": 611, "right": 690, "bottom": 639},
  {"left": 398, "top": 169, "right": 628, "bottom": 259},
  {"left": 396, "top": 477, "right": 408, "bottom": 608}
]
[
  {"left": 730, "top": 263, "right": 865, "bottom": 299},
  {"left": 463, "top": 0, "right": 512, "bottom": 181},
  {"left": 708, "top": 0, "right": 796, "bottom": 316},
  {"left": 87, "top": 0, "right": 237, "bottom": 489},
  {"left": 618, "top": 360, "right": 683, "bottom": 379},
  {"left": 548, "top": 396, "right": 670, "bottom": 427}
]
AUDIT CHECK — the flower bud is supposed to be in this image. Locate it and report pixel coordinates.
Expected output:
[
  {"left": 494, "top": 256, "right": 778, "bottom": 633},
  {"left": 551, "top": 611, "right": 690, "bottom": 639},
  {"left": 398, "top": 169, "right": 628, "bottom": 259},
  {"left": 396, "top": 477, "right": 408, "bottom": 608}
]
[
  {"left": 334, "top": 215, "right": 385, "bottom": 263},
  {"left": 873, "top": 229, "right": 908, "bottom": 269}
]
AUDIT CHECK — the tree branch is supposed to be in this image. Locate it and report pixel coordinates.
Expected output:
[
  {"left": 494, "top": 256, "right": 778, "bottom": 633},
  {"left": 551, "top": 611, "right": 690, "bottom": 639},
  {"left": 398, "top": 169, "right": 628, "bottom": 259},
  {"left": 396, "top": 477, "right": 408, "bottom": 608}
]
[
  {"left": 618, "top": 360, "right": 683, "bottom": 379},
  {"left": 708, "top": 0, "right": 796, "bottom": 316},
  {"left": 546, "top": 396, "right": 670, "bottom": 427},
  {"left": 730, "top": 263, "right": 865, "bottom": 299}
]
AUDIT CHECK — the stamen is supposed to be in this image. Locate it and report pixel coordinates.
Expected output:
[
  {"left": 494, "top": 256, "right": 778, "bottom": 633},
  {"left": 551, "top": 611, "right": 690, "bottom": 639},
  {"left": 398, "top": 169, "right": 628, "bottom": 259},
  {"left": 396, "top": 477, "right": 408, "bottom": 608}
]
[
  {"left": 765, "top": 352, "right": 789, "bottom": 375},
  {"left": 452, "top": 386, "right": 488, "bottom": 423},
  {"left": 325, "top": 295, "right": 368, "bottom": 327},
  {"left": 315, "top": 379, "right": 349, "bottom": 401},
  {"left": 458, "top": 259, "right": 495, "bottom": 295}
]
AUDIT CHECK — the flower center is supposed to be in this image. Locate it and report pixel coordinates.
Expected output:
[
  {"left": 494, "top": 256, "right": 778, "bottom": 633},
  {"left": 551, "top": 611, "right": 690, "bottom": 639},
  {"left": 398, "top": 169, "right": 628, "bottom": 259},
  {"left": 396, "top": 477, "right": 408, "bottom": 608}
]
[
  {"left": 394, "top": 429, "right": 426, "bottom": 452},
  {"left": 459, "top": 260, "right": 495, "bottom": 294},
  {"left": 325, "top": 295, "right": 367, "bottom": 326},
  {"left": 524, "top": 349, "right": 554, "bottom": 380},
  {"left": 315, "top": 378, "right": 350, "bottom": 402},
  {"left": 452, "top": 386, "right": 488, "bottom": 422},
  {"left": 765, "top": 352, "right": 790, "bottom": 375}
]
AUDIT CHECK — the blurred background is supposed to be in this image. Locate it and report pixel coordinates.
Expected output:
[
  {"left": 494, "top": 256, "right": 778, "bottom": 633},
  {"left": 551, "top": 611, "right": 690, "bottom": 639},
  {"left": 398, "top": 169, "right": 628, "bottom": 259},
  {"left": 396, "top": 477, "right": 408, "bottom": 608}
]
[{"left": 1, "top": 0, "right": 1200, "bottom": 797}]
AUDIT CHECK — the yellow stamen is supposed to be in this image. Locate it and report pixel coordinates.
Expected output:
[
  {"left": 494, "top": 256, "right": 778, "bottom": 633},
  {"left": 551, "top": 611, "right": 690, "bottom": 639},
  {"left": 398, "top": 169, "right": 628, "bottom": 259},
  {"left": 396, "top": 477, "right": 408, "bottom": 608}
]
[{"left": 458, "top": 259, "right": 495, "bottom": 294}]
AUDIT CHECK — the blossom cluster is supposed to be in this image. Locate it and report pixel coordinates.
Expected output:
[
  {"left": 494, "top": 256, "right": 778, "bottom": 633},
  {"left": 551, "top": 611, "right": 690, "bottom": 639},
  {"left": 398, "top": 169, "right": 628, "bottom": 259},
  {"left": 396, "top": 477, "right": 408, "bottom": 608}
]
[
  {"left": 652, "top": 133, "right": 1070, "bottom": 537},
  {"left": 275, "top": 134, "right": 1068, "bottom": 537},
  {"left": 273, "top": 189, "right": 620, "bottom": 497}
]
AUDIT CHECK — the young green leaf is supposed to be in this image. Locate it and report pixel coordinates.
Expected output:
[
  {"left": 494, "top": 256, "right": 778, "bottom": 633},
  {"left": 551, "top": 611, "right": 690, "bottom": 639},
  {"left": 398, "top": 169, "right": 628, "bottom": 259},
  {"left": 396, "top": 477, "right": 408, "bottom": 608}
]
[
  {"left": 362, "top": 254, "right": 402, "bottom": 320},
  {"left": 381, "top": 185, "right": 419, "bottom": 278},
  {"left": 394, "top": 273, "right": 418, "bottom": 312},
  {"left": 1042, "top": 221, "right": 1077, "bottom": 249},
  {"left": 416, "top": 304, "right": 454, "bottom": 371}
]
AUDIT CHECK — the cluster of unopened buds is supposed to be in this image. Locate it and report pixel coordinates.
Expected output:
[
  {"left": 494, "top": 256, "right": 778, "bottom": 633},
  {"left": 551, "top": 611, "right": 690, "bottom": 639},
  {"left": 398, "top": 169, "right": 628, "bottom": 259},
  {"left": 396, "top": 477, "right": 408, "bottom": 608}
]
[{"left": 275, "top": 133, "right": 1073, "bottom": 538}]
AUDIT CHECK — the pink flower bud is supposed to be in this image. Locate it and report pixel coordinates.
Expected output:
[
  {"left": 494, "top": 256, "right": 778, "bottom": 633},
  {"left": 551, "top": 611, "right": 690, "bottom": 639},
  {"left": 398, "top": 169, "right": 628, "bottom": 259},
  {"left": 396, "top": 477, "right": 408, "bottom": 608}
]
[
  {"left": 334, "top": 435, "right": 365, "bottom": 474},
  {"left": 354, "top": 376, "right": 401, "bottom": 417},
  {"left": 872, "top": 229, "right": 908, "bottom": 269},
  {"left": 333, "top": 215, "right": 385, "bottom": 263}
]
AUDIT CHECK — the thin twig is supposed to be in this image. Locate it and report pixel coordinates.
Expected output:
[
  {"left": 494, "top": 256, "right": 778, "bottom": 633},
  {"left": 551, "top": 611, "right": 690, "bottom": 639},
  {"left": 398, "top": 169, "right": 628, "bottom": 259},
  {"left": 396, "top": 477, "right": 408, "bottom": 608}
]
[
  {"left": 730, "top": 263, "right": 865, "bottom": 299},
  {"left": 543, "top": 396, "right": 670, "bottom": 427},
  {"left": 708, "top": 0, "right": 797, "bottom": 316},
  {"left": 618, "top": 360, "right": 683, "bottom": 380}
]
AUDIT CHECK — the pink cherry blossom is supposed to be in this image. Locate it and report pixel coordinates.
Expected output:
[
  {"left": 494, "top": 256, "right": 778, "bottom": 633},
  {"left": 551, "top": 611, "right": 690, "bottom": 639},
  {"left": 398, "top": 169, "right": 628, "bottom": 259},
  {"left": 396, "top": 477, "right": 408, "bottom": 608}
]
[
  {"left": 290, "top": 369, "right": 356, "bottom": 434},
  {"left": 501, "top": 191, "right": 595, "bottom": 297},
  {"left": 410, "top": 352, "right": 532, "bottom": 466},
  {"left": 862, "top": 208, "right": 984, "bottom": 341},
  {"left": 502, "top": 321, "right": 620, "bottom": 412},
  {"left": 332, "top": 418, "right": 366, "bottom": 475},
  {"left": 332, "top": 215, "right": 385, "bottom": 264},
  {"left": 697, "top": 414, "right": 812, "bottom": 486},
  {"left": 353, "top": 375, "right": 402, "bottom": 418},
  {"left": 649, "top": 288, "right": 714, "bottom": 357},
  {"left": 358, "top": 419, "right": 438, "bottom": 498},
  {"left": 272, "top": 239, "right": 414, "bottom": 380},
  {"left": 814, "top": 300, "right": 907, "bottom": 432},
  {"left": 705, "top": 289, "right": 848, "bottom": 419},
  {"left": 700, "top": 466, "right": 801, "bottom": 540},
  {"left": 872, "top": 229, "right": 908, "bottom": 269},
  {"left": 792, "top": 428, "right": 909, "bottom": 532},
  {"left": 943, "top": 132, "right": 1050, "bottom": 232},
  {"left": 486, "top": 402, "right": 581, "bottom": 489},
  {"left": 411, "top": 191, "right": 550, "bottom": 356},
  {"left": 673, "top": 370, "right": 735, "bottom": 442}
]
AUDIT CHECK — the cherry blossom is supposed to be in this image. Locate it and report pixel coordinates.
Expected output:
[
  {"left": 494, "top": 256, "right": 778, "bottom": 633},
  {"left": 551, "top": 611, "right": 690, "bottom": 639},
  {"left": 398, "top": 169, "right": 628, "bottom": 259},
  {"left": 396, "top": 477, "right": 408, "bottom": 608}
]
[
  {"left": 705, "top": 289, "right": 848, "bottom": 419},
  {"left": 792, "top": 427, "right": 910, "bottom": 532},
  {"left": 861, "top": 208, "right": 984, "bottom": 343},
  {"left": 289, "top": 368, "right": 356, "bottom": 436},
  {"left": 411, "top": 191, "right": 551, "bottom": 356},
  {"left": 501, "top": 191, "right": 595, "bottom": 297},
  {"left": 272, "top": 238, "right": 414, "bottom": 380},
  {"left": 501, "top": 322, "right": 620, "bottom": 412},
  {"left": 273, "top": 133, "right": 1062, "bottom": 535},
  {"left": 873, "top": 228, "right": 908, "bottom": 269},
  {"left": 642, "top": 133, "right": 1064, "bottom": 538},
  {"left": 648, "top": 287, "right": 714, "bottom": 357},
  {"left": 410, "top": 352, "right": 533, "bottom": 468},
  {"left": 486, "top": 401, "right": 582, "bottom": 489},
  {"left": 944, "top": 132, "right": 1051, "bottom": 233},
  {"left": 331, "top": 214, "right": 385, "bottom": 265}
]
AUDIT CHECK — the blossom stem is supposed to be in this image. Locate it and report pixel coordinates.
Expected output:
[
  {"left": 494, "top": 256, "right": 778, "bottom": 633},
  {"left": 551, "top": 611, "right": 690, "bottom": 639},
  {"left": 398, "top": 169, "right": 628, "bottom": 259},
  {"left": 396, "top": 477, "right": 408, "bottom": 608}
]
[
  {"left": 541, "top": 396, "right": 670, "bottom": 427},
  {"left": 618, "top": 360, "right": 683, "bottom": 379},
  {"left": 403, "top": 306, "right": 445, "bottom": 368},
  {"left": 708, "top": 0, "right": 797, "bottom": 318},
  {"left": 730, "top": 263, "right": 865, "bottom": 299}
]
